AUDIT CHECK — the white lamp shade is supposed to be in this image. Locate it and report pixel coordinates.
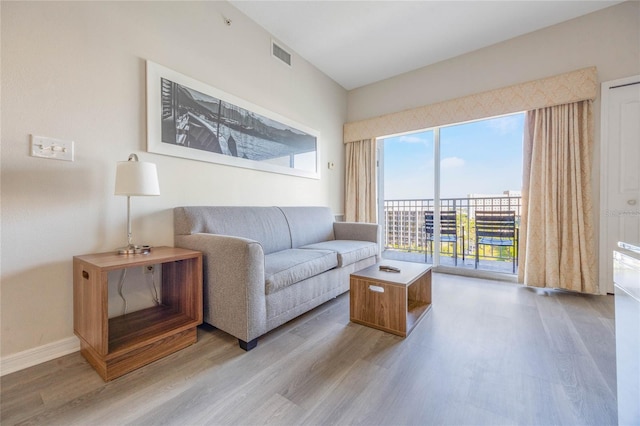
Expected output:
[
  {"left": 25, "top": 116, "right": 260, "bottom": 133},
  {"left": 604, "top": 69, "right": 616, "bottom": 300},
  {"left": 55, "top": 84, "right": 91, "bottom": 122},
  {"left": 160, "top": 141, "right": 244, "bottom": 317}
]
[{"left": 115, "top": 160, "right": 160, "bottom": 196}]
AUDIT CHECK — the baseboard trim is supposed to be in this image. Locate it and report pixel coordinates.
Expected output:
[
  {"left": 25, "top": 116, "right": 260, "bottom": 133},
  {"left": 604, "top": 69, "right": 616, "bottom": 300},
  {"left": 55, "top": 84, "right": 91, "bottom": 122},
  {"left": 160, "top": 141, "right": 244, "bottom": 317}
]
[{"left": 0, "top": 336, "right": 80, "bottom": 376}]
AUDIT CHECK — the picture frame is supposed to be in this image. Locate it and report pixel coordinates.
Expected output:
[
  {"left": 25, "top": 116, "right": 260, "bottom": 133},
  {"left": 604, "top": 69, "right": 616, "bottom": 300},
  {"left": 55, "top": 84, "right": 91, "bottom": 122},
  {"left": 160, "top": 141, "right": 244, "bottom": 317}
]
[{"left": 146, "top": 60, "right": 320, "bottom": 179}]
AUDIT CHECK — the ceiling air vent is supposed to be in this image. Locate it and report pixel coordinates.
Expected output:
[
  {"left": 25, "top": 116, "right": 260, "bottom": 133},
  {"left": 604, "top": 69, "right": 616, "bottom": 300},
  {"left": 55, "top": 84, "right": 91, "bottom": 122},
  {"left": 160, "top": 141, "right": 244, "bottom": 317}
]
[{"left": 272, "top": 40, "right": 292, "bottom": 67}]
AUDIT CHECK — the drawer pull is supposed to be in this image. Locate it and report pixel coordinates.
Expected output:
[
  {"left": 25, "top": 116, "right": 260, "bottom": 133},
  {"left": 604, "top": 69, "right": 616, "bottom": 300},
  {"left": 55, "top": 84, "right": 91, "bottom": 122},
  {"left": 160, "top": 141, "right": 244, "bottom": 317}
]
[
  {"left": 369, "top": 285, "right": 384, "bottom": 293},
  {"left": 82, "top": 270, "right": 89, "bottom": 280}
]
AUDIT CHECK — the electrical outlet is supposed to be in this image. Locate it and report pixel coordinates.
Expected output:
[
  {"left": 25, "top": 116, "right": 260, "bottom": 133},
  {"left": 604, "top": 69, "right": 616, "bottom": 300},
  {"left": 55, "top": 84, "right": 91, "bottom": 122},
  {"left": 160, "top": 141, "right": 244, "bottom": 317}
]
[{"left": 143, "top": 265, "right": 154, "bottom": 274}]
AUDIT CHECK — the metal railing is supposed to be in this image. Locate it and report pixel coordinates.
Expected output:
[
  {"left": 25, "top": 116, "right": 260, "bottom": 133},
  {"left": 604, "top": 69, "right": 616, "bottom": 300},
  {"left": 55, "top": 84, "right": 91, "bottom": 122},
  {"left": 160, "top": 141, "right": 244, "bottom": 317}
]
[{"left": 383, "top": 196, "right": 522, "bottom": 272}]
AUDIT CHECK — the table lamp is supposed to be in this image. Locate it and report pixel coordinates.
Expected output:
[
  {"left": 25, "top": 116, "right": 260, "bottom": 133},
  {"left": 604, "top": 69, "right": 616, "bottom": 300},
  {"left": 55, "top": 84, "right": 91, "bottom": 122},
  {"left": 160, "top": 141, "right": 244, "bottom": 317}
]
[{"left": 115, "top": 153, "right": 160, "bottom": 254}]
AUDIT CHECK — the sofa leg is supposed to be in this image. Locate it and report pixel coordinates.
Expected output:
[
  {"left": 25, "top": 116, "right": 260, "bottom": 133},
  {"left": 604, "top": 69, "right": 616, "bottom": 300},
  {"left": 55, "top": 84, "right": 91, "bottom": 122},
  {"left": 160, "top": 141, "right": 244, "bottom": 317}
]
[{"left": 238, "top": 338, "right": 258, "bottom": 351}]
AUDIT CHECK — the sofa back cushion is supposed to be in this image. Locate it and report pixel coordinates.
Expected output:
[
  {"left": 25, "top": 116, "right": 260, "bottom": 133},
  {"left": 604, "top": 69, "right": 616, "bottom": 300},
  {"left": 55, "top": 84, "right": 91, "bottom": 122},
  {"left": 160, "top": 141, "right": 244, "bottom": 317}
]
[
  {"left": 174, "top": 206, "right": 292, "bottom": 254},
  {"left": 278, "top": 206, "right": 335, "bottom": 248}
]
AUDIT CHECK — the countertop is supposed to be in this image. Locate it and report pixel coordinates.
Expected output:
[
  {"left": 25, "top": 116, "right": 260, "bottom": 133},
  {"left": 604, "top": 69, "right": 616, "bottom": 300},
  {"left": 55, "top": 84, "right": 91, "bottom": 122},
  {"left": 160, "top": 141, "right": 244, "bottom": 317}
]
[{"left": 614, "top": 241, "right": 640, "bottom": 302}]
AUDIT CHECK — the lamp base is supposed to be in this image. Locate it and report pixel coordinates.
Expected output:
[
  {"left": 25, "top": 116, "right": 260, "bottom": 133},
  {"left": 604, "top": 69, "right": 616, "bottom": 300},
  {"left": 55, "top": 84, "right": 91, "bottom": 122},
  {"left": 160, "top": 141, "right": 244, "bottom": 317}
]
[{"left": 117, "top": 244, "right": 151, "bottom": 255}]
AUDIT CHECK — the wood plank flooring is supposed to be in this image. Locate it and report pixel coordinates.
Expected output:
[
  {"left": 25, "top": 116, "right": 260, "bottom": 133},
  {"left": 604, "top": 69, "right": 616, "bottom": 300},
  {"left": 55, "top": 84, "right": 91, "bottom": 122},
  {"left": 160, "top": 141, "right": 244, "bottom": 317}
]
[{"left": 1, "top": 273, "right": 617, "bottom": 425}]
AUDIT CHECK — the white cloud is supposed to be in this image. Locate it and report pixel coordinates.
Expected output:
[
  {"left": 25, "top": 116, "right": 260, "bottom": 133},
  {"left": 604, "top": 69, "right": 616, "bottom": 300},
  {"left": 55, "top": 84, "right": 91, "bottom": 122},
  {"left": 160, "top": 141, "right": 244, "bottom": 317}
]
[
  {"left": 396, "top": 134, "right": 429, "bottom": 144},
  {"left": 486, "top": 114, "right": 523, "bottom": 135},
  {"left": 441, "top": 156, "right": 465, "bottom": 168}
]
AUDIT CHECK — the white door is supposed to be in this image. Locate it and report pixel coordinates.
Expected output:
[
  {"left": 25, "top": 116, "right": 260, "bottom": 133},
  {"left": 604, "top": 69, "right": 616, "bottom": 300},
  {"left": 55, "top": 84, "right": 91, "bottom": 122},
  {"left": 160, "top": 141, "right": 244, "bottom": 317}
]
[{"left": 600, "top": 76, "right": 640, "bottom": 294}]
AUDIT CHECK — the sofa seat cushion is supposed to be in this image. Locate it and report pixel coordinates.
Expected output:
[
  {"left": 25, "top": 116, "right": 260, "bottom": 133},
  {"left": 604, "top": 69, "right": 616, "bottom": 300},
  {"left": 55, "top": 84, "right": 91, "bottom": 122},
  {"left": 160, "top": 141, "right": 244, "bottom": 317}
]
[
  {"left": 300, "top": 240, "right": 378, "bottom": 267},
  {"left": 265, "top": 249, "right": 338, "bottom": 294}
]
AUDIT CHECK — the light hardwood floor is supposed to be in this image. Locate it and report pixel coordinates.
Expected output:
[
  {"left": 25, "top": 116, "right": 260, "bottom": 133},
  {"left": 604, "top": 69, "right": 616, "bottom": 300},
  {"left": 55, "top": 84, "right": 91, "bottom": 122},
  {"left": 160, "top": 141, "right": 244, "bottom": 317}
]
[{"left": 1, "top": 273, "right": 617, "bottom": 425}]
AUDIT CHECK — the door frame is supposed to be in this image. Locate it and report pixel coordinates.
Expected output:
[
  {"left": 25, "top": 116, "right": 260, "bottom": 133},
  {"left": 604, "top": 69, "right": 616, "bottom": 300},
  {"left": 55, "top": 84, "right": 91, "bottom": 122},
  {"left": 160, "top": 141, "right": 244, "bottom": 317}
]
[{"left": 599, "top": 75, "right": 640, "bottom": 294}]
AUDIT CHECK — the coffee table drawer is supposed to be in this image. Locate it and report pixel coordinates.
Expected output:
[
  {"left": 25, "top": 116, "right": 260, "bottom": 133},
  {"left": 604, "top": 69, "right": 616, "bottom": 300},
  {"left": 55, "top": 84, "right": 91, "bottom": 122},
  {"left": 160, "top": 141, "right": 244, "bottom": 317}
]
[
  {"left": 350, "top": 261, "right": 432, "bottom": 337},
  {"left": 350, "top": 278, "right": 408, "bottom": 335}
]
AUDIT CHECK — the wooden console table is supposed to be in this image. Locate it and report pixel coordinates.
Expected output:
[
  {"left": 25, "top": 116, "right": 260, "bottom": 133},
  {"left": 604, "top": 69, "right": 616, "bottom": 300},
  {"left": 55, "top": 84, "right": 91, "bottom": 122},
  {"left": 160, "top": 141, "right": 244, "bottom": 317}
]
[
  {"left": 350, "top": 260, "right": 432, "bottom": 337},
  {"left": 73, "top": 247, "right": 202, "bottom": 381}
]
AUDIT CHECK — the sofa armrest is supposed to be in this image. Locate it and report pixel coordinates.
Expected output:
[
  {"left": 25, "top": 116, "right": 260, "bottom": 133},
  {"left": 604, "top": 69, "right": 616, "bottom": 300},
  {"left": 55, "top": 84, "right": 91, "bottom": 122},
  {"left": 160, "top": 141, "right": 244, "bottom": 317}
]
[
  {"left": 333, "top": 222, "right": 380, "bottom": 244},
  {"left": 175, "top": 233, "right": 267, "bottom": 342}
]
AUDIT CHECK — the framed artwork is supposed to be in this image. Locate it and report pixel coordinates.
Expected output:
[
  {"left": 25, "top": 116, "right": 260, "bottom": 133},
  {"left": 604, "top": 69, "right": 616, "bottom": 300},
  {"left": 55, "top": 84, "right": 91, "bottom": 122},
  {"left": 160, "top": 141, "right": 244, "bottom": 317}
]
[{"left": 146, "top": 60, "right": 320, "bottom": 179}]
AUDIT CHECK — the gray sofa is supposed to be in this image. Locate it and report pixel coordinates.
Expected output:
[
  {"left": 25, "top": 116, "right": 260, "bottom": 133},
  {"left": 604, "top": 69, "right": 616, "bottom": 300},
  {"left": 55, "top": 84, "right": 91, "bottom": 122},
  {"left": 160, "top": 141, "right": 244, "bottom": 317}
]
[{"left": 174, "top": 206, "right": 379, "bottom": 350}]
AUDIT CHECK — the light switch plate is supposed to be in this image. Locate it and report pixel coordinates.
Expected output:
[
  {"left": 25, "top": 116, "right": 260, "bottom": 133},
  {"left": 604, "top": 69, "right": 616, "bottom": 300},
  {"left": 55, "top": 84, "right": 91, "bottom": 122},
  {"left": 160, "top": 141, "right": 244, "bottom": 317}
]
[{"left": 30, "top": 135, "right": 74, "bottom": 161}]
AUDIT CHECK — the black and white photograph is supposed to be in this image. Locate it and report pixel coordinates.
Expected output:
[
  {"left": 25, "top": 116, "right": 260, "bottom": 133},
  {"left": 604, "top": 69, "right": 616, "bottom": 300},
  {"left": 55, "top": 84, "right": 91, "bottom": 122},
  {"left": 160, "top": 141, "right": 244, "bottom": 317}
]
[{"left": 147, "top": 61, "right": 320, "bottom": 178}]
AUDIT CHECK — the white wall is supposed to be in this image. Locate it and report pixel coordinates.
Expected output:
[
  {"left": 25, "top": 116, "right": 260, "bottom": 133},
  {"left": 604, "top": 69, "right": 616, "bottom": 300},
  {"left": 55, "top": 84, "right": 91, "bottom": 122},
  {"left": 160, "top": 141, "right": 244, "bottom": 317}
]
[
  {"left": 347, "top": 1, "right": 640, "bottom": 293},
  {"left": 347, "top": 2, "right": 640, "bottom": 122},
  {"left": 1, "top": 1, "right": 347, "bottom": 357}
]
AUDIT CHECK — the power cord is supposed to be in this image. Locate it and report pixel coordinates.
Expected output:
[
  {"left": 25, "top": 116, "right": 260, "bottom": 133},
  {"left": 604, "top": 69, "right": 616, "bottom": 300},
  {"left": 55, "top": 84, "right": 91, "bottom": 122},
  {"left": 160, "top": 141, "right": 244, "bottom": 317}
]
[
  {"left": 148, "top": 268, "right": 160, "bottom": 305},
  {"left": 117, "top": 269, "right": 128, "bottom": 315},
  {"left": 117, "top": 267, "right": 161, "bottom": 316}
]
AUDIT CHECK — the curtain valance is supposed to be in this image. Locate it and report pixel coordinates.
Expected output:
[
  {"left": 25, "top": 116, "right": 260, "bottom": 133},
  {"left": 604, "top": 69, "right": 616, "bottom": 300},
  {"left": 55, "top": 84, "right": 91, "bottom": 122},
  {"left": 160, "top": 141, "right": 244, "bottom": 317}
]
[{"left": 344, "top": 67, "right": 597, "bottom": 143}]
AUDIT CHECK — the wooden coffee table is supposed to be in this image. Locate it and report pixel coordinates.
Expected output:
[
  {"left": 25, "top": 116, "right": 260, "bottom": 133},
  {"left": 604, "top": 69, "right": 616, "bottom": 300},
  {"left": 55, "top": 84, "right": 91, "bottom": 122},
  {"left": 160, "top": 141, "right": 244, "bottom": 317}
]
[{"left": 350, "top": 260, "right": 432, "bottom": 337}]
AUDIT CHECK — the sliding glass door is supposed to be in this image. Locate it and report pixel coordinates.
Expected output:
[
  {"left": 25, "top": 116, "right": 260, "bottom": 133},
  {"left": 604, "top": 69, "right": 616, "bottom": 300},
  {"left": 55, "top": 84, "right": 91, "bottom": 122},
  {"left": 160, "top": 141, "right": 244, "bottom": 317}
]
[
  {"left": 379, "top": 113, "right": 524, "bottom": 275},
  {"left": 379, "top": 130, "right": 434, "bottom": 262}
]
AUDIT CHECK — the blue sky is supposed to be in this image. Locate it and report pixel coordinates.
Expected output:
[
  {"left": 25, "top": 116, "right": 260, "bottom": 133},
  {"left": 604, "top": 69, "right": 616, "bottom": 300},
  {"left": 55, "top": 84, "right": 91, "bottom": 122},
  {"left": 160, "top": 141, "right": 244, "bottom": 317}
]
[{"left": 383, "top": 113, "right": 524, "bottom": 199}]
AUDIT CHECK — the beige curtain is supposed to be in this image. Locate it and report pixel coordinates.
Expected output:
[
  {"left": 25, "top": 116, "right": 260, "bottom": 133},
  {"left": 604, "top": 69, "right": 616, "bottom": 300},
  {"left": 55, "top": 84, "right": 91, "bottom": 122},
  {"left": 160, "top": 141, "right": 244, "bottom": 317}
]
[
  {"left": 345, "top": 139, "right": 377, "bottom": 223},
  {"left": 519, "top": 100, "right": 597, "bottom": 293}
]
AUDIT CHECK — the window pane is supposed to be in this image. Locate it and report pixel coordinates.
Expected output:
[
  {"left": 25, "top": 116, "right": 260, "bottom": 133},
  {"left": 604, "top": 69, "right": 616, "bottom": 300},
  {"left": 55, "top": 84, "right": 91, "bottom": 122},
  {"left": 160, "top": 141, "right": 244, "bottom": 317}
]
[
  {"left": 440, "top": 114, "right": 523, "bottom": 198},
  {"left": 383, "top": 130, "right": 434, "bottom": 199}
]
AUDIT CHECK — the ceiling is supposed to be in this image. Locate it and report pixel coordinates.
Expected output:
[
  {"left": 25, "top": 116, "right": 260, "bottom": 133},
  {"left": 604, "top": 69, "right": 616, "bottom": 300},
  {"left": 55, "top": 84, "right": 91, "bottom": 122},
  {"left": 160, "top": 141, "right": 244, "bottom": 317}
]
[{"left": 230, "top": 0, "right": 624, "bottom": 90}]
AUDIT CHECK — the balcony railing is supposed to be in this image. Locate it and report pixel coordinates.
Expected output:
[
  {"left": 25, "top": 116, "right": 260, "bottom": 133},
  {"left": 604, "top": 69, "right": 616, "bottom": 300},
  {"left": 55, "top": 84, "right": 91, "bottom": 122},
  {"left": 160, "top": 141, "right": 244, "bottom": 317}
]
[{"left": 383, "top": 196, "right": 522, "bottom": 274}]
